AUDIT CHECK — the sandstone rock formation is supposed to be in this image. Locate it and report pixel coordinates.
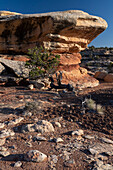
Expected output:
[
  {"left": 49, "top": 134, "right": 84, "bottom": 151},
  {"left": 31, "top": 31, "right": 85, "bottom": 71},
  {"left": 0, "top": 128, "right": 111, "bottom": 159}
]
[{"left": 0, "top": 10, "right": 108, "bottom": 88}]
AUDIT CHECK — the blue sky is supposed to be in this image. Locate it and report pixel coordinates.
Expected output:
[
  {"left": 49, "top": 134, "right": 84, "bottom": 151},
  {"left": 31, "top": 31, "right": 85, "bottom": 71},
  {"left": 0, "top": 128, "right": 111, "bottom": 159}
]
[{"left": 0, "top": 0, "right": 113, "bottom": 47}]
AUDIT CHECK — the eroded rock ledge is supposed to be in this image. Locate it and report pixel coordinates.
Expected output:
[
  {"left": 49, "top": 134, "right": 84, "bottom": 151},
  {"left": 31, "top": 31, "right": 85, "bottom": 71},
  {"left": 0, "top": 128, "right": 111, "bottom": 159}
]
[{"left": 0, "top": 10, "right": 108, "bottom": 88}]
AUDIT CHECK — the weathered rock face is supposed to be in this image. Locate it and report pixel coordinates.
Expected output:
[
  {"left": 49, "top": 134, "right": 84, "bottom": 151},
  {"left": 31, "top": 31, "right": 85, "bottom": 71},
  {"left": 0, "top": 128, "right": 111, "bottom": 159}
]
[{"left": 0, "top": 10, "right": 108, "bottom": 88}]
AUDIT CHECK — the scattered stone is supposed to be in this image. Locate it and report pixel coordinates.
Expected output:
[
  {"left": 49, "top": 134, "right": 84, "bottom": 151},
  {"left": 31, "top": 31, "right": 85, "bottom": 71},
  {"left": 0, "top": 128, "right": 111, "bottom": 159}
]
[
  {"left": 0, "top": 146, "right": 7, "bottom": 151},
  {"left": 67, "top": 159, "right": 75, "bottom": 165},
  {"left": 89, "top": 148, "right": 99, "bottom": 155},
  {"left": 52, "top": 122, "right": 61, "bottom": 128},
  {"left": 0, "top": 129, "right": 15, "bottom": 139},
  {"left": 22, "top": 111, "right": 32, "bottom": 117},
  {"left": 100, "top": 164, "right": 113, "bottom": 170},
  {"left": 14, "top": 161, "right": 22, "bottom": 168},
  {"left": 29, "top": 80, "right": 45, "bottom": 89},
  {"left": 28, "top": 84, "right": 34, "bottom": 90},
  {"left": 0, "top": 123, "right": 4, "bottom": 129},
  {"left": 28, "top": 135, "right": 32, "bottom": 140},
  {"left": 53, "top": 138, "right": 64, "bottom": 143},
  {"left": 71, "top": 129, "right": 84, "bottom": 136},
  {"left": 0, "top": 151, "right": 10, "bottom": 157},
  {"left": 21, "top": 124, "right": 35, "bottom": 133},
  {"left": 93, "top": 161, "right": 113, "bottom": 170},
  {"left": 35, "top": 120, "right": 55, "bottom": 133},
  {"left": 50, "top": 117, "right": 63, "bottom": 122},
  {"left": 0, "top": 138, "right": 6, "bottom": 146},
  {"left": 7, "top": 117, "right": 24, "bottom": 126},
  {"left": 84, "top": 135, "right": 95, "bottom": 139},
  {"left": 33, "top": 135, "right": 47, "bottom": 141},
  {"left": 9, "top": 145, "right": 16, "bottom": 149},
  {"left": 0, "top": 63, "right": 5, "bottom": 74},
  {"left": 64, "top": 159, "right": 75, "bottom": 168},
  {"left": 50, "top": 155, "right": 58, "bottom": 164},
  {"left": 24, "top": 150, "right": 47, "bottom": 162},
  {"left": 26, "top": 142, "right": 32, "bottom": 147},
  {"left": 97, "top": 154, "right": 108, "bottom": 161},
  {"left": 61, "top": 151, "right": 70, "bottom": 161}
]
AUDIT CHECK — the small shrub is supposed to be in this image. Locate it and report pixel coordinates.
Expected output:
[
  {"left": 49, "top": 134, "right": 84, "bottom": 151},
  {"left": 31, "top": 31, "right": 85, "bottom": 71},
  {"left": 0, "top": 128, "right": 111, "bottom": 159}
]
[
  {"left": 24, "top": 101, "right": 43, "bottom": 114},
  {"left": 96, "top": 104, "right": 104, "bottom": 115},
  {"left": 26, "top": 46, "right": 60, "bottom": 79},
  {"left": 107, "top": 62, "right": 113, "bottom": 72},
  {"left": 85, "top": 98, "right": 96, "bottom": 110}
]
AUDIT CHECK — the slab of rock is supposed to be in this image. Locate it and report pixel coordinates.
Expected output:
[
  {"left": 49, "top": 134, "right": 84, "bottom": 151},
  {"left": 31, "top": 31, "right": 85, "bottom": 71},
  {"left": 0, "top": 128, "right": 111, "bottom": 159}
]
[
  {"left": 100, "top": 137, "right": 113, "bottom": 145},
  {"left": 89, "top": 143, "right": 113, "bottom": 156},
  {"left": 93, "top": 161, "right": 113, "bottom": 170},
  {"left": 24, "top": 150, "right": 47, "bottom": 162},
  {"left": 0, "top": 58, "right": 29, "bottom": 78}
]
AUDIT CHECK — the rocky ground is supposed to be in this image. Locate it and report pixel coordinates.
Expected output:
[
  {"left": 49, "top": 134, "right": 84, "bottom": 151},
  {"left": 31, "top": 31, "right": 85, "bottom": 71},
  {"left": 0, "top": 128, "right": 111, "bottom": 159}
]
[{"left": 0, "top": 82, "right": 113, "bottom": 170}]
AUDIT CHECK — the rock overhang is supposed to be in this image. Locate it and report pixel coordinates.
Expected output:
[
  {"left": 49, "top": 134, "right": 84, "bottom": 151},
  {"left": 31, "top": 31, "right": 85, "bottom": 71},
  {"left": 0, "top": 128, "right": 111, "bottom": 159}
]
[{"left": 0, "top": 10, "right": 108, "bottom": 54}]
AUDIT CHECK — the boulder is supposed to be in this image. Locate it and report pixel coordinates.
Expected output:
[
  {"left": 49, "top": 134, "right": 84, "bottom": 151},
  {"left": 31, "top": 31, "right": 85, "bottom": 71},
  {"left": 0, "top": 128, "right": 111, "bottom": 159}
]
[
  {"left": 0, "top": 10, "right": 108, "bottom": 88},
  {"left": 24, "top": 150, "right": 47, "bottom": 162},
  {"left": 94, "top": 71, "right": 108, "bottom": 80},
  {"left": 104, "top": 73, "right": 113, "bottom": 82}
]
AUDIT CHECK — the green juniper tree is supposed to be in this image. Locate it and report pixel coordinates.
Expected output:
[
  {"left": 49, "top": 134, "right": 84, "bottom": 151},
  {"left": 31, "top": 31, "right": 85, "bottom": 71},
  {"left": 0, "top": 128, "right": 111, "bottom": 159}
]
[{"left": 26, "top": 46, "right": 60, "bottom": 79}]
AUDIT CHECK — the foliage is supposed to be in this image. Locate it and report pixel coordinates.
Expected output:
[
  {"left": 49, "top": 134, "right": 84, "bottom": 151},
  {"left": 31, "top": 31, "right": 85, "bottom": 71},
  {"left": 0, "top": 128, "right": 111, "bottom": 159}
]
[
  {"left": 26, "top": 46, "right": 60, "bottom": 79},
  {"left": 85, "top": 98, "right": 96, "bottom": 110},
  {"left": 25, "top": 101, "right": 43, "bottom": 114}
]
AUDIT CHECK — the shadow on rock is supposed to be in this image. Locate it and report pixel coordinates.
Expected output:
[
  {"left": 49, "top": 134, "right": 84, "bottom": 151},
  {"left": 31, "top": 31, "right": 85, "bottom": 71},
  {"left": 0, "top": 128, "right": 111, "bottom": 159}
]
[{"left": 1, "top": 154, "right": 24, "bottom": 161}]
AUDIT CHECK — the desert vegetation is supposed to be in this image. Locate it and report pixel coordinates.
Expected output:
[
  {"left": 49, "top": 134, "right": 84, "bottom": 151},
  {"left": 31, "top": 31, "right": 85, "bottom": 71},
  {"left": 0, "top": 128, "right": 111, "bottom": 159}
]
[{"left": 25, "top": 46, "right": 60, "bottom": 79}]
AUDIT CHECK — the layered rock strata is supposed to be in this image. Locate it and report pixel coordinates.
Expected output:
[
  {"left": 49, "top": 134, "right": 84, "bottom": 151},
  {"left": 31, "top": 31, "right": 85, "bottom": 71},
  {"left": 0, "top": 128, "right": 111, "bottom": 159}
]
[{"left": 0, "top": 10, "right": 108, "bottom": 88}]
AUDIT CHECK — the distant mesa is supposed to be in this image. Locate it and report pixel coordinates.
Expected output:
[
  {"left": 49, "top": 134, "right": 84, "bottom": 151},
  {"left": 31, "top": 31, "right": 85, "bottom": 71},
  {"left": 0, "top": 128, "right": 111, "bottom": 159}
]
[{"left": 0, "top": 10, "right": 108, "bottom": 88}]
